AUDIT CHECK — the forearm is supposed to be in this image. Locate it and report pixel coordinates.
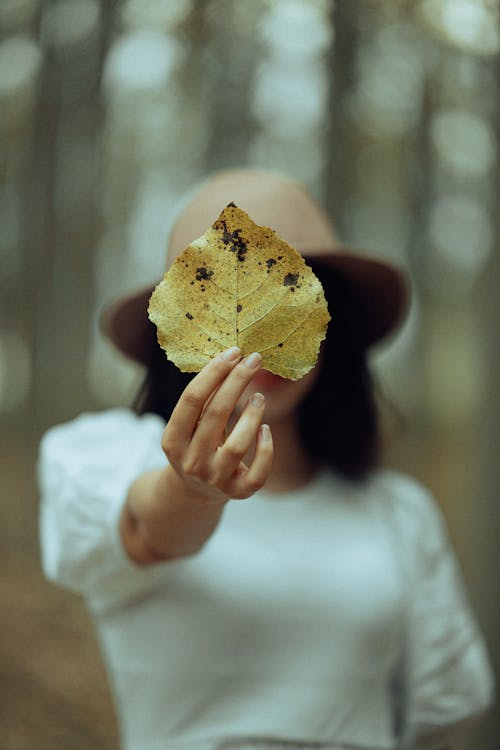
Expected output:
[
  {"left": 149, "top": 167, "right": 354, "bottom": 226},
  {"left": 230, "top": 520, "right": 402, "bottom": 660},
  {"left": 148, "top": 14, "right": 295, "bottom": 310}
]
[
  {"left": 120, "top": 464, "right": 227, "bottom": 566},
  {"left": 120, "top": 350, "right": 271, "bottom": 566}
]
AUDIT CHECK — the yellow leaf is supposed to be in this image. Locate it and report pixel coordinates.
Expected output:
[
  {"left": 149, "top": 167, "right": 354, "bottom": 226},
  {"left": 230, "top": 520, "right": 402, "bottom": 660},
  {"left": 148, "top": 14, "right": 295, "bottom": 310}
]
[{"left": 148, "top": 203, "right": 331, "bottom": 380}]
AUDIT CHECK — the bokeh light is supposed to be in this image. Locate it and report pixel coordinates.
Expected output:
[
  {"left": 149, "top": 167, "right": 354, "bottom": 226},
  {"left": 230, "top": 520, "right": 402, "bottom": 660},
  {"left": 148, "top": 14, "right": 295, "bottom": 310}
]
[
  {"left": 0, "top": 35, "right": 43, "bottom": 129},
  {"left": 431, "top": 108, "right": 497, "bottom": 178},
  {"left": 417, "top": 0, "right": 500, "bottom": 56},
  {"left": 102, "top": 30, "right": 183, "bottom": 99}
]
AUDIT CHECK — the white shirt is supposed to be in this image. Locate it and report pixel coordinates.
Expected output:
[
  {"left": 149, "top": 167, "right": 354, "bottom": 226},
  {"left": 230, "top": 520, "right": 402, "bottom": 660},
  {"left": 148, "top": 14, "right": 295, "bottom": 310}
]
[{"left": 38, "top": 410, "right": 494, "bottom": 750}]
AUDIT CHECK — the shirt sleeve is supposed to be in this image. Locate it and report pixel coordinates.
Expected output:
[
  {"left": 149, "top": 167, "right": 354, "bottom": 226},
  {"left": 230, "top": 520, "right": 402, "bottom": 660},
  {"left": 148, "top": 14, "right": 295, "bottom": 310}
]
[
  {"left": 38, "top": 409, "right": 172, "bottom": 614},
  {"left": 386, "top": 473, "right": 495, "bottom": 739}
]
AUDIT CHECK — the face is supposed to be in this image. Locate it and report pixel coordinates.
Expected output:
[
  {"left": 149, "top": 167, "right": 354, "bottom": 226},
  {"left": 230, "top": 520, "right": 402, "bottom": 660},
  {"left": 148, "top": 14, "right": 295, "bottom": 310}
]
[{"left": 235, "top": 359, "right": 321, "bottom": 425}]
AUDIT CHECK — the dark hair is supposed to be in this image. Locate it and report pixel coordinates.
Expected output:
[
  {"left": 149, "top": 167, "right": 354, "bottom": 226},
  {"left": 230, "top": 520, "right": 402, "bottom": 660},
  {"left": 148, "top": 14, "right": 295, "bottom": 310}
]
[
  {"left": 133, "top": 261, "right": 380, "bottom": 480},
  {"left": 297, "top": 261, "right": 380, "bottom": 479}
]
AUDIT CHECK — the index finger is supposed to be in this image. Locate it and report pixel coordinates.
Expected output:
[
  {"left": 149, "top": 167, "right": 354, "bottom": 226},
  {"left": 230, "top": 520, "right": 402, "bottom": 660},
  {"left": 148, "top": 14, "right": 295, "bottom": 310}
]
[{"left": 166, "top": 347, "right": 242, "bottom": 445}]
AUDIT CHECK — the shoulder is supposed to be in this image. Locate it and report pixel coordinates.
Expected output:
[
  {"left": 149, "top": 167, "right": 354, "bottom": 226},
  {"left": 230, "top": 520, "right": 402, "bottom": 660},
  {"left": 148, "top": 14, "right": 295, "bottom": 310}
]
[
  {"left": 367, "top": 468, "right": 449, "bottom": 554},
  {"left": 40, "top": 408, "right": 165, "bottom": 452},
  {"left": 39, "top": 409, "right": 166, "bottom": 481},
  {"left": 369, "top": 468, "right": 440, "bottom": 516}
]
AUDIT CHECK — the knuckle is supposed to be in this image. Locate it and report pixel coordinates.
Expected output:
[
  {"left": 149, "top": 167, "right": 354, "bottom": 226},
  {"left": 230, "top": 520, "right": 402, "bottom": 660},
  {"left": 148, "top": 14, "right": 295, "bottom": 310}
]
[
  {"left": 231, "top": 490, "right": 248, "bottom": 500},
  {"left": 236, "top": 489, "right": 252, "bottom": 500},
  {"left": 182, "top": 456, "right": 208, "bottom": 481},
  {"left": 181, "top": 387, "right": 203, "bottom": 410},
  {"left": 222, "top": 442, "right": 244, "bottom": 462},
  {"left": 161, "top": 431, "right": 177, "bottom": 457},
  {"left": 235, "top": 473, "right": 265, "bottom": 498},
  {"left": 258, "top": 437, "right": 274, "bottom": 456},
  {"left": 236, "top": 484, "right": 260, "bottom": 500},
  {"left": 245, "top": 479, "right": 264, "bottom": 496},
  {"left": 161, "top": 432, "right": 169, "bottom": 453},
  {"left": 208, "top": 470, "right": 225, "bottom": 489},
  {"left": 204, "top": 401, "right": 230, "bottom": 422},
  {"left": 234, "top": 363, "right": 253, "bottom": 382},
  {"left": 260, "top": 442, "right": 274, "bottom": 458}
]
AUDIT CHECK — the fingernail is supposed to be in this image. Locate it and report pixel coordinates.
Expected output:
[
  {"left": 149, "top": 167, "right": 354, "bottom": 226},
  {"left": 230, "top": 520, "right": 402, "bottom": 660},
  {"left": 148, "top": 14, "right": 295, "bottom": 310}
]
[
  {"left": 243, "top": 352, "right": 261, "bottom": 369},
  {"left": 250, "top": 392, "right": 264, "bottom": 408},
  {"left": 260, "top": 424, "right": 271, "bottom": 441},
  {"left": 222, "top": 346, "right": 241, "bottom": 361}
]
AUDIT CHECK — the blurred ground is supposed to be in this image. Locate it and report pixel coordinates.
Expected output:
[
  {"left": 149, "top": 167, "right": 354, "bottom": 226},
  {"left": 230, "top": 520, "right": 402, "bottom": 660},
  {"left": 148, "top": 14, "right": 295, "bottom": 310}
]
[
  {"left": 1, "top": 559, "right": 118, "bottom": 750},
  {"left": 0, "top": 433, "right": 117, "bottom": 750}
]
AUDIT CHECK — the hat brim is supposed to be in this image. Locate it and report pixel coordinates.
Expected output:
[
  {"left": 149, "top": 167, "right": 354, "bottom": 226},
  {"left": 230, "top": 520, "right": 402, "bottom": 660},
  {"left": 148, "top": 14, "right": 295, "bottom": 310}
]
[{"left": 99, "top": 250, "right": 409, "bottom": 366}]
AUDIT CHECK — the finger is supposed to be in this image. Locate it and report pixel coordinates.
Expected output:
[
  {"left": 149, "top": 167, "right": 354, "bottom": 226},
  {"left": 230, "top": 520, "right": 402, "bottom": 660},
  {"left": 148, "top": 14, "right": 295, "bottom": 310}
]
[
  {"left": 163, "top": 347, "right": 241, "bottom": 449},
  {"left": 192, "top": 352, "right": 262, "bottom": 452},
  {"left": 232, "top": 423, "right": 273, "bottom": 499},
  {"left": 215, "top": 392, "right": 265, "bottom": 478}
]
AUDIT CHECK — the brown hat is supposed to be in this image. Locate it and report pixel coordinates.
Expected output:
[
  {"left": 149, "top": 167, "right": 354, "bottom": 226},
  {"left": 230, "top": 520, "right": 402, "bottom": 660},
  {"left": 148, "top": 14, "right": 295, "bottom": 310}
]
[{"left": 100, "top": 168, "right": 409, "bottom": 365}]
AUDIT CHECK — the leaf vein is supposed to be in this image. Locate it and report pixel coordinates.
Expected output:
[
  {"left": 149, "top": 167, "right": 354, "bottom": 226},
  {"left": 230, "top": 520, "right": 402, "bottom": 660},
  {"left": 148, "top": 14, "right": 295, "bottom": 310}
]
[
  {"left": 204, "top": 304, "right": 233, "bottom": 325},
  {"left": 237, "top": 289, "right": 296, "bottom": 334},
  {"left": 191, "top": 322, "right": 231, "bottom": 348},
  {"left": 258, "top": 307, "right": 316, "bottom": 353}
]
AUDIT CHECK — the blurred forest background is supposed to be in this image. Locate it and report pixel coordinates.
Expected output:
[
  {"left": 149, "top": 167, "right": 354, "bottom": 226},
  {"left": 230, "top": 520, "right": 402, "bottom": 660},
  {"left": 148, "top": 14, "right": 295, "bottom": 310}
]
[{"left": 1, "top": 0, "right": 499, "bottom": 748}]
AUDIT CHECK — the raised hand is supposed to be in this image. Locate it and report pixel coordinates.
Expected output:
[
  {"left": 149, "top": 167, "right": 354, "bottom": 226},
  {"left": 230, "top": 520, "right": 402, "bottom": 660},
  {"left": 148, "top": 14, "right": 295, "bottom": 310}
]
[{"left": 162, "top": 347, "right": 273, "bottom": 504}]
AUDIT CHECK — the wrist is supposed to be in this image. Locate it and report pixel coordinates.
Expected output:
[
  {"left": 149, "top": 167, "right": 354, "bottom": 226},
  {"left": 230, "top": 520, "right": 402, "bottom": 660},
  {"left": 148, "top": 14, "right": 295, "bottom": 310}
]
[
  {"left": 162, "top": 462, "right": 229, "bottom": 508},
  {"left": 120, "top": 465, "right": 228, "bottom": 566},
  {"left": 120, "top": 499, "right": 173, "bottom": 566}
]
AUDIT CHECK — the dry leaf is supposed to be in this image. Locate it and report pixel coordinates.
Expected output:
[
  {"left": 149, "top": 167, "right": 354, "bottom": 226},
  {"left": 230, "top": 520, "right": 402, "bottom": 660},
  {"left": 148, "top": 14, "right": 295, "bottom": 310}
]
[{"left": 148, "top": 203, "right": 331, "bottom": 380}]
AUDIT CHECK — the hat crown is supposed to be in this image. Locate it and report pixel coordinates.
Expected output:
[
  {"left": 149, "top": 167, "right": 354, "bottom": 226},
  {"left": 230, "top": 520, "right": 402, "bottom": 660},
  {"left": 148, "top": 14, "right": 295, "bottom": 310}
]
[
  {"left": 166, "top": 168, "right": 340, "bottom": 267},
  {"left": 100, "top": 168, "right": 408, "bottom": 364}
]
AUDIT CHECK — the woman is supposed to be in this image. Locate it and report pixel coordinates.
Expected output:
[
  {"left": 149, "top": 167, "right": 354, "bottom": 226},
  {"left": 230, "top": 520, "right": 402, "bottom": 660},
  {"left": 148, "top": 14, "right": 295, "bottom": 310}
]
[{"left": 39, "top": 169, "right": 493, "bottom": 750}]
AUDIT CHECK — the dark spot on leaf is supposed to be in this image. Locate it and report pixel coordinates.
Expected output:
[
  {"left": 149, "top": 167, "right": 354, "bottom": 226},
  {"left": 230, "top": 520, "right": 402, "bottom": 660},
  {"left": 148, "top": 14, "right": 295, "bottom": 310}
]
[
  {"left": 221, "top": 224, "right": 232, "bottom": 245},
  {"left": 266, "top": 258, "right": 276, "bottom": 269},
  {"left": 226, "top": 201, "right": 237, "bottom": 208},
  {"left": 237, "top": 304, "right": 242, "bottom": 312},
  {"left": 195, "top": 266, "right": 213, "bottom": 281},
  {"left": 283, "top": 272, "right": 299, "bottom": 287},
  {"left": 185, "top": 312, "right": 193, "bottom": 320},
  {"left": 278, "top": 343, "right": 283, "bottom": 348},
  {"left": 220, "top": 221, "right": 247, "bottom": 261}
]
